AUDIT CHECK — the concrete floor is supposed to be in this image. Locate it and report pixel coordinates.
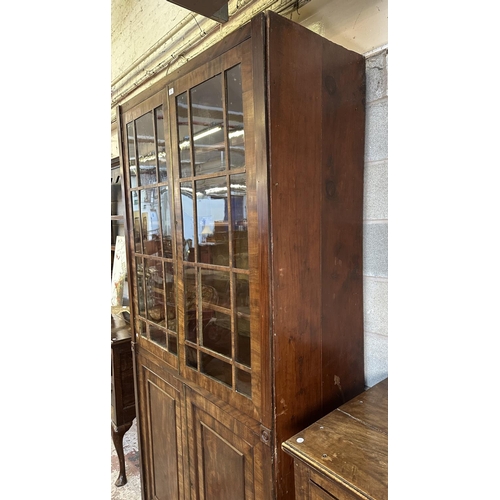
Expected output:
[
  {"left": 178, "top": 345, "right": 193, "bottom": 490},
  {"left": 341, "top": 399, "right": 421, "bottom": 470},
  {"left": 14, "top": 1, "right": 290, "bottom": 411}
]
[{"left": 111, "top": 419, "right": 142, "bottom": 499}]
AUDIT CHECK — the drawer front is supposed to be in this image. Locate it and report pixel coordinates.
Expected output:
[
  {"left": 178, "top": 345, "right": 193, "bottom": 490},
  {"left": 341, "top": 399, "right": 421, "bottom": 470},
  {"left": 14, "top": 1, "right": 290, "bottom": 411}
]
[{"left": 294, "top": 461, "right": 369, "bottom": 500}]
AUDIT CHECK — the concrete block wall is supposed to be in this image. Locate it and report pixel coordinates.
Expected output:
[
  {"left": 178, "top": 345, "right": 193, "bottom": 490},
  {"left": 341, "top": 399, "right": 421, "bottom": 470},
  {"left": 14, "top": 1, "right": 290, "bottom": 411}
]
[{"left": 363, "top": 48, "right": 388, "bottom": 387}]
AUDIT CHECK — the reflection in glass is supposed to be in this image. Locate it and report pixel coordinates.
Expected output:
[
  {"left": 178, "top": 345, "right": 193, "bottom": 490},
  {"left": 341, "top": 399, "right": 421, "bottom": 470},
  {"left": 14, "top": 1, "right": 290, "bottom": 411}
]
[
  {"left": 164, "top": 262, "right": 177, "bottom": 333},
  {"left": 184, "top": 266, "right": 197, "bottom": 343},
  {"left": 176, "top": 92, "right": 191, "bottom": 178},
  {"left": 186, "top": 346, "right": 198, "bottom": 369},
  {"left": 159, "top": 186, "right": 173, "bottom": 258},
  {"left": 236, "top": 316, "right": 251, "bottom": 367},
  {"left": 201, "top": 353, "right": 232, "bottom": 388},
  {"left": 191, "top": 74, "right": 225, "bottom": 175},
  {"left": 136, "top": 111, "right": 157, "bottom": 186},
  {"left": 235, "top": 274, "right": 249, "bottom": 315},
  {"left": 201, "top": 269, "right": 230, "bottom": 309},
  {"left": 181, "top": 182, "right": 195, "bottom": 261},
  {"left": 230, "top": 174, "right": 248, "bottom": 269},
  {"left": 150, "top": 325, "right": 167, "bottom": 348},
  {"left": 144, "top": 258, "right": 165, "bottom": 326},
  {"left": 136, "top": 257, "right": 146, "bottom": 317},
  {"left": 202, "top": 310, "right": 231, "bottom": 357},
  {"left": 136, "top": 319, "right": 147, "bottom": 338},
  {"left": 140, "top": 188, "right": 161, "bottom": 256},
  {"left": 155, "top": 106, "right": 168, "bottom": 183},
  {"left": 236, "top": 369, "right": 251, "bottom": 397},
  {"left": 127, "top": 122, "right": 137, "bottom": 184},
  {"left": 131, "top": 191, "right": 142, "bottom": 253},
  {"left": 226, "top": 65, "right": 245, "bottom": 169},
  {"left": 196, "top": 177, "right": 229, "bottom": 267},
  {"left": 168, "top": 335, "right": 178, "bottom": 355}
]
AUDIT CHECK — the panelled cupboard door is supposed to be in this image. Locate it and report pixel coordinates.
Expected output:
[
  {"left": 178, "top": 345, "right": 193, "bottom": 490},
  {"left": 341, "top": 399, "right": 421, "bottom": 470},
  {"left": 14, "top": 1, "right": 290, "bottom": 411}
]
[
  {"left": 168, "top": 38, "right": 263, "bottom": 422},
  {"left": 136, "top": 358, "right": 187, "bottom": 500},
  {"left": 185, "top": 386, "right": 269, "bottom": 500}
]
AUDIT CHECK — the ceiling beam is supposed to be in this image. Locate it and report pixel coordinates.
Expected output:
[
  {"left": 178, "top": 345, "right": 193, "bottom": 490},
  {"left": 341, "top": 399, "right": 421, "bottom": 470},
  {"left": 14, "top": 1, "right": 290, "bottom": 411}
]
[{"left": 166, "top": 0, "right": 229, "bottom": 23}]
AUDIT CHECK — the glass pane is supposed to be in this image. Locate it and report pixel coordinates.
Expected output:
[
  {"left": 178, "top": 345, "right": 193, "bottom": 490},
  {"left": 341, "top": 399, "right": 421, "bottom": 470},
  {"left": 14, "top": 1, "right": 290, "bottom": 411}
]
[
  {"left": 181, "top": 182, "right": 195, "bottom": 262},
  {"left": 184, "top": 266, "right": 197, "bottom": 343},
  {"left": 236, "top": 369, "right": 251, "bottom": 397},
  {"left": 231, "top": 174, "right": 248, "bottom": 269},
  {"left": 136, "top": 257, "right": 146, "bottom": 317},
  {"left": 236, "top": 316, "right": 251, "bottom": 367},
  {"left": 155, "top": 106, "right": 168, "bottom": 183},
  {"left": 201, "top": 353, "right": 232, "bottom": 388},
  {"left": 136, "top": 318, "right": 147, "bottom": 338},
  {"left": 111, "top": 220, "right": 124, "bottom": 247},
  {"left": 144, "top": 258, "right": 165, "bottom": 325},
  {"left": 226, "top": 65, "right": 245, "bottom": 169},
  {"left": 164, "top": 262, "right": 177, "bottom": 333},
  {"left": 191, "top": 74, "right": 225, "bottom": 175},
  {"left": 126, "top": 122, "right": 138, "bottom": 185},
  {"left": 131, "top": 191, "right": 141, "bottom": 253},
  {"left": 140, "top": 188, "right": 161, "bottom": 256},
  {"left": 136, "top": 111, "right": 157, "bottom": 186},
  {"left": 176, "top": 92, "right": 191, "bottom": 178},
  {"left": 168, "top": 334, "right": 178, "bottom": 355},
  {"left": 159, "top": 186, "right": 173, "bottom": 258},
  {"left": 203, "top": 310, "right": 231, "bottom": 358},
  {"left": 111, "top": 177, "right": 124, "bottom": 246},
  {"left": 196, "top": 177, "right": 229, "bottom": 267},
  {"left": 150, "top": 325, "right": 167, "bottom": 348},
  {"left": 235, "top": 274, "right": 249, "bottom": 315},
  {"left": 186, "top": 346, "right": 198, "bottom": 369},
  {"left": 201, "top": 269, "right": 230, "bottom": 309}
]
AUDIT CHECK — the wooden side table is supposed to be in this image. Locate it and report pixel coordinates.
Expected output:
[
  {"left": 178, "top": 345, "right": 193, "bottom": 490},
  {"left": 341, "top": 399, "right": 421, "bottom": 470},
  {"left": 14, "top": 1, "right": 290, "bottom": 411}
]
[
  {"left": 282, "top": 378, "right": 388, "bottom": 500},
  {"left": 111, "top": 314, "right": 136, "bottom": 487}
]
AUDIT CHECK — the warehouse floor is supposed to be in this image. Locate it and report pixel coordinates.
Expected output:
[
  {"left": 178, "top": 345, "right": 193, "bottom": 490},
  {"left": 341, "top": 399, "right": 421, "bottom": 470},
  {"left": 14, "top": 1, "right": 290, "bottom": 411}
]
[{"left": 111, "top": 419, "right": 142, "bottom": 499}]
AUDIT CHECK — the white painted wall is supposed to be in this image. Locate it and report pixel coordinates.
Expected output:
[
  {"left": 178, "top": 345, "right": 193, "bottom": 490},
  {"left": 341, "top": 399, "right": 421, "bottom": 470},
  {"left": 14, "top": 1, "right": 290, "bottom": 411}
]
[{"left": 111, "top": 0, "right": 388, "bottom": 388}]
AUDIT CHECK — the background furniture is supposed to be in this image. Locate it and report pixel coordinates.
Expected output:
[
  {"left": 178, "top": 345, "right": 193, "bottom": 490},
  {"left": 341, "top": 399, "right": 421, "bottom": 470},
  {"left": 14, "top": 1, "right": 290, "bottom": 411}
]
[
  {"left": 111, "top": 315, "right": 136, "bottom": 486},
  {"left": 282, "top": 378, "right": 388, "bottom": 500},
  {"left": 111, "top": 157, "right": 136, "bottom": 487},
  {"left": 117, "top": 11, "right": 366, "bottom": 499}
]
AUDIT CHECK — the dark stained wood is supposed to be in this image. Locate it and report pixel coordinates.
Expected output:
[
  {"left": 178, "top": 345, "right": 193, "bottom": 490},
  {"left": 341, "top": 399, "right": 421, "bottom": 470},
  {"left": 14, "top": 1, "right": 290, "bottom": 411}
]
[
  {"left": 250, "top": 12, "right": 273, "bottom": 432},
  {"left": 282, "top": 379, "right": 388, "bottom": 500},
  {"left": 319, "top": 29, "right": 366, "bottom": 414},
  {"left": 265, "top": 10, "right": 366, "bottom": 499},
  {"left": 118, "top": 10, "right": 366, "bottom": 499}
]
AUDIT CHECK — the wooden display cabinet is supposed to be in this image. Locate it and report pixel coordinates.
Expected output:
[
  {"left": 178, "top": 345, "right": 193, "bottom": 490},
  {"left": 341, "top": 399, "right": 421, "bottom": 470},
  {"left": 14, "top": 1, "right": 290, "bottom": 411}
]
[{"left": 117, "top": 11, "right": 366, "bottom": 500}]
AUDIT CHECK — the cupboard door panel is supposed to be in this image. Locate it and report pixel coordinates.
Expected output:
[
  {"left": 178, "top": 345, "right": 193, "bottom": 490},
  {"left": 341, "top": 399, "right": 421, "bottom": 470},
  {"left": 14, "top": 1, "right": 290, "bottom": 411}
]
[
  {"left": 186, "top": 388, "right": 264, "bottom": 500},
  {"left": 138, "top": 359, "right": 186, "bottom": 500},
  {"left": 200, "top": 424, "right": 246, "bottom": 499},
  {"left": 149, "top": 383, "right": 180, "bottom": 499}
]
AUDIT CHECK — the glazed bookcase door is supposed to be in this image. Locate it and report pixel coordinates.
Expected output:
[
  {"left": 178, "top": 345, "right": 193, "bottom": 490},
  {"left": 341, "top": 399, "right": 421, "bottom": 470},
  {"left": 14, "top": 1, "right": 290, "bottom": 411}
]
[
  {"left": 168, "top": 39, "right": 262, "bottom": 419},
  {"left": 122, "top": 91, "right": 180, "bottom": 370}
]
